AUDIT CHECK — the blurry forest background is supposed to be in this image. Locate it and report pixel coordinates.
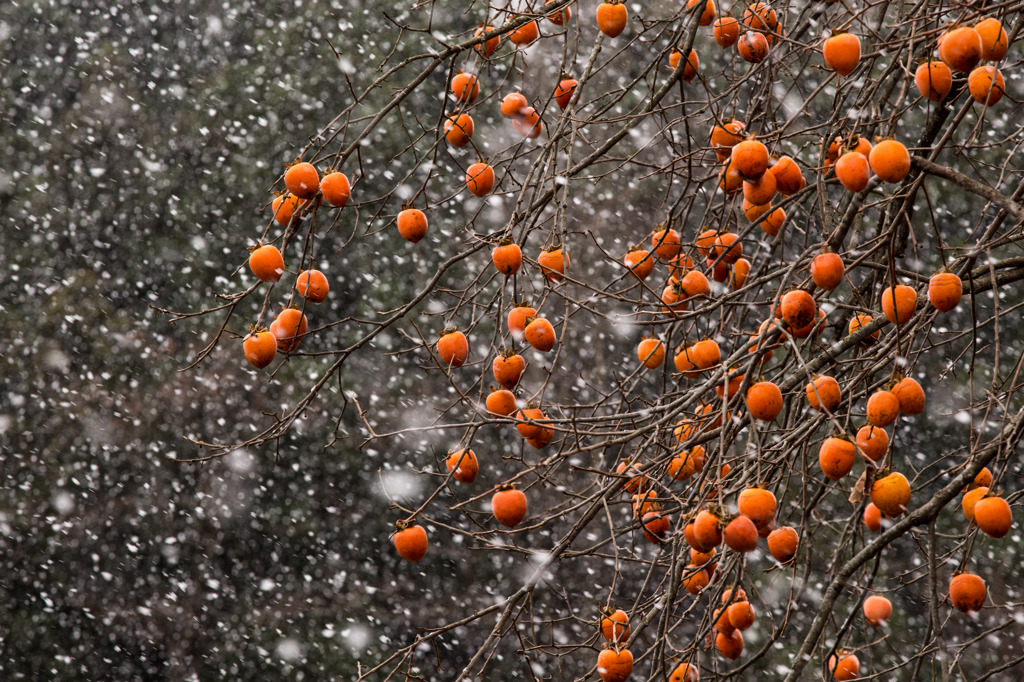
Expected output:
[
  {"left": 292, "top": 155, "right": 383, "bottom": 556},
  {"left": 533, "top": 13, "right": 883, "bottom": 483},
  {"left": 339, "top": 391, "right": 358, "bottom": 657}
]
[{"left": 2, "top": 0, "right": 1023, "bottom": 680}]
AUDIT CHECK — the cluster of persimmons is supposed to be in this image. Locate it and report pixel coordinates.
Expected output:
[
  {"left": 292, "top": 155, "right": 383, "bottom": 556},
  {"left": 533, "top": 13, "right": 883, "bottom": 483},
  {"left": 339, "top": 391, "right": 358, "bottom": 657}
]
[{"left": 232, "top": 1, "right": 1014, "bottom": 679}]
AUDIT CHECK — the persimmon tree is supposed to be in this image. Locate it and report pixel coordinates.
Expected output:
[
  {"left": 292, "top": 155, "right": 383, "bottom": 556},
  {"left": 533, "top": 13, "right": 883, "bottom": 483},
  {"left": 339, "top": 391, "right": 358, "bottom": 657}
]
[{"left": 166, "top": 0, "right": 1024, "bottom": 679}]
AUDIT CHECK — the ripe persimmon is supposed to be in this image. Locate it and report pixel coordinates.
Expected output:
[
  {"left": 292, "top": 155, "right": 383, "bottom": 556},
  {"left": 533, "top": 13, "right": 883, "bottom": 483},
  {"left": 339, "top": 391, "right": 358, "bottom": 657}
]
[
  {"left": 545, "top": 0, "right": 572, "bottom": 25},
  {"left": 450, "top": 72, "right": 479, "bottom": 104},
  {"left": 393, "top": 520, "right": 428, "bottom": 562},
  {"left": 538, "top": 246, "right": 569, "bottom": 282},
  {"left": 695, "top": 227, "right": 718, "bottom": 256},
  {"left": 690, "top": 547, "right": 716, "bottom": 568},
  {"left": 524, "top": 316, "right": 556, "bottom": 352},
  {"left": 687, "top": 0, "right": 716, "bottom": 25},
  {"left": 596, "top": 1, "right": 627, "bottom": 38},
  {"left": 891, "top": 377, "right": 925, "bottom": 415},
  {"left": 714, "top": 367, "right": 744, "bottom": 399},
  {"left": 711, "top": 119, "right": 746, "bottom": 159},
  {"left": 516, "top": 407, "right": 552, "bottom": 442},
  {"left": 781, "top": 303, "right": 820, "bottom": 338},
  {"left": 437, "top": 328, "right": 469, "bottom": 367},
  {"left": 856, "top": 425, "right": 889, "bottom": 462},
  {"left": 848, "top": 313, "right": 879, "bottom": 347},
  {"left": 737, "top": 487, "right": 777, "bottom": 529},
  {"left": 690, "top": 338, "right": 722, "bottom": 371},
  {"left": 742, "top": 170, "right": 777, "bottom": 205},
  {"left": 397, "top": 207, "right": 428, "bottom": 242},
  {"left": 674, "top": 346, "right": 699, "bottom": 375},
  {"left": 600, "top": 608, "right": 630, "bottom": 642},
  {"left": 870, "top": 471, "right": 911, "bottom": 517},
  {"left": 528, "top": 425, "right": 555, "bottom": 450},
  {"left": 270, "top": 308, "right": 308, "bottom": 352},
  {"left": 767, "top": 526, "right": 799, "bottom": 562},
  {"left": 513, "top": 107, "right": 544, "bottom": 138},
  {"left": 713, "top": 231, "right": 743, "bottom": 263},
  {"left": 444, "top": 113, "right": 474, "bottom": 147},
  {"left": 975, "top": 17, "right": 1008, "bottom": 61},
  {"left": 742, "top": 2, "right": 777, "bottom": 32},
  {"left": 720, "top": 586, "right": 748, "bottom": 606},
  {"left": 968, "top": 66, "right": 1005, "bottom": 106},
  {"left": 737, "top": 30, "right": 769, "bottom": 63},
  {"left": 759, "top": 206, "right": 786, "bottom": 236},
  {"left": 491, "top": 486, "right": 528, "bottom": 527},
  {"left": 623, "top": 247, "right": 654, "bottom": 280},
  {"left": 928, "top": 272, "right": 962, "bottom": 312},
  {"left": 819, "top": 436, "right": 856, "bottom": 480},
  {"left": 485, "top": 389, "right": 517, "bottom": 416},
  {"left": 466, "top": 162, "right": 495, "bottom": 197},
  {"left": 597, "top": 646, "right": 633, "bottom": 682},
  {"left": 500, "top": 92, "right": 529, "bottom": 118},
  {"left": 474, "top": 25, "right": 500, "bottom": 57},
  {"left": 271, "top": 193, "right": 303, "bottom": 227},
  {"left": 713, "top": 603, "right": 734, "bottom": 632},
  {"left": 828, "top": 653, "right": 860, "bottom": 681},
  {"left": 553, "top": 76, "right": 578, "bottom": 109},
  {"left": 973, "top": 495, "right": 1012, "bottom": 538},
  {"left": 806, "top": 375, "right": 841, "bottom": 412},
  {"left": 507, "top": 304, "right": 537, "bottom": 339},
  {"left": 446, "top": 448, "right": 479, "bottom": 483},
  {"left": 249, "top": 244, "right": 285, "bottom": 282},
  {"left": 835, "top": 150, "right": 870, "bottom": 192},
  {"left": 869, "top": 139, "right": 911, "bottom": 183},
  {"left": 708, "top": 257, "right": 730, "bottom": 283},
  {"left": 661, "top": 282, "right": 689, "bottom": 314},
  {"left": 822, "top": 31, "right": 861, "bottom": 76},
  {"left": 967, "top": 467, "right": 993, "bottom": 491},
  {"left": 642, "top": 511, "right": 670, "bottom": 543},
  {"left": 692, "top": 509, "right": 723, "bottom": 550},
  {"left": 491, "top": 241, "right": 522, "bottom": 276},
  {"left": 509, "top": 19, "right": 539, "bottom": 46},
  {"left": 826, "top": 134, "right": 871, "bottom": 163},
  {"left": 769, "top": 155, "right": 806, "bottom": 194},
  {"left": 863, "top": 594, "right": 893, "bottom": 626},
  {"left": 715, "top": 628, "right": 744, "bottom": 659},
  {"left": 914, "top": 61, "right": 953, "bottom": 102},
  {"left": 669, "top": 48, "right": 700, "bottom": 82},
  {"left": 667, "top": 445, "right": 705, "bottom": 480},
  {"left": 745, "top": 203, "right": 773, "bottom": 232},
  {"left": 881, "top": 284, "right": 917, "bottom": 324},
  {"left": 719, "top": 159, "right": 744, "bottom": 194},
  {"left": 962, "top": 486, "right": 989, "bottom": 522},
  {"left": 781, "top": 289, "right": 817, "bottom": 330},
  {"left": 864, "top": 502, "right": 883, "bottom": 531},
  {"left": 727, "top": 600, "right": 755, "bottom": 630},
  {"left": 284, "top": 161, "right": 320, "bottom": 200},
  {"left": 637, "top": 337, "right": 666, "bottom": 368},
  {"left": 243, "top": 329, "right": 278, "bottom": 369},
  {"left": 492, "top": 351, "right": 526, "bottom": 388},
  {"left": 295, "top": 269, "right": 329, "bottom": 302},
  {"left": 713, "top": 17, "right": 740, "bottom": 48},
  {"left": 938, "top": 25, "right": 983, "bottom": 73},
  {"left": 866, "top": 389, "right": 900, "bottom": 427},
  {"left": 746, "top": 381, "right": 783, "bottom": 421},
  {"left": 632, "top": 492, "right": 660, "bottom": 517},
  {"left": 811, "top": 252, "right": 845, "bottom": 290},
  {"left": 651, "top": 227, "right": 682, "bottom": 259},
  {"left": 949, "top": 572, "right": 986, "bottom": 614},
  {"left": 731, "top": 138, "right": 770, "bottom": 180},
  {"left": 320, "top": 171, "right": 351, "bottom": 207},
  {"left": 729, "top": 258, "right": 750, "bottom": 289},
  {"left": 669, "top": 661, "right": 699, "bottom": 682},
  {"left": 680, "top": 269, "right": 711, "bottom": 298}
]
